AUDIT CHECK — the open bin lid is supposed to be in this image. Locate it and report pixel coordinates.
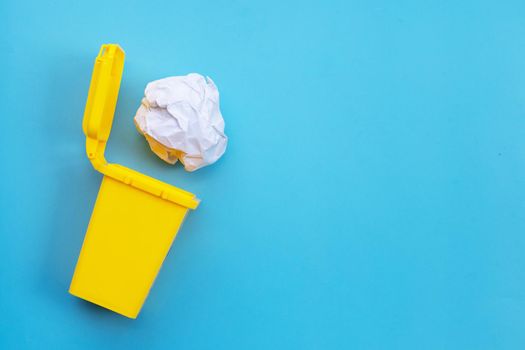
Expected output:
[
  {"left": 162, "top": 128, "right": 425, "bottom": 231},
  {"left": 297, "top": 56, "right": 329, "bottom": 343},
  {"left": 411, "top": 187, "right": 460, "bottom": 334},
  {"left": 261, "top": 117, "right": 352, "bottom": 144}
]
[
  {"left": 82, "top": 44, "right": 199, "bottom": 210},
  {"left": 82, "top": 44, "right": 125, "bottom": 161}
]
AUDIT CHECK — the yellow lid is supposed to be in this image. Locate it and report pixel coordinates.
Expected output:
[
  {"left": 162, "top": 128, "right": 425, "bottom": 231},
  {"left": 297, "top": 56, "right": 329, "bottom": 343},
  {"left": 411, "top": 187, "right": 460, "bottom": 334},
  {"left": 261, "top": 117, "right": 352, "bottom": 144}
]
[{"left": 82, "top": 44, "right": 199, "bottom": 209}]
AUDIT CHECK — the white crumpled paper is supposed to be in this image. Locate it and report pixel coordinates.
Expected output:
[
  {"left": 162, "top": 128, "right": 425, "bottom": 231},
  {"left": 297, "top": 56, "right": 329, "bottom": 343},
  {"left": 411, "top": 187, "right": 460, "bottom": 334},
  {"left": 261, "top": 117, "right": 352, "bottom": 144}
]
[{"left": 134, "top": 73, "right": 228, "bottom": 171}]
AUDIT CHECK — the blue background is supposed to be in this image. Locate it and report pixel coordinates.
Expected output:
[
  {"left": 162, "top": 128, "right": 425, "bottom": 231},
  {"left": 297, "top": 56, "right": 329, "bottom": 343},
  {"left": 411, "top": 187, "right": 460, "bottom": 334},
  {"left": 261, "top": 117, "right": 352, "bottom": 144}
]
[{"left": 1, "top": 0, "right": 524, "bottom": 349}]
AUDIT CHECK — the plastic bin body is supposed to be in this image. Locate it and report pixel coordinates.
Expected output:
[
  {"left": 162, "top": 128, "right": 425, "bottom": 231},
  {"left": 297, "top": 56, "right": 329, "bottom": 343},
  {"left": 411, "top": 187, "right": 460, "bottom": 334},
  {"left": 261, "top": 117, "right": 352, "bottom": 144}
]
[
  {"left": 70, "top": 176, "right": 188, "bottom": 318},
  {"left": 69, "top": 44, "right": 199, "bottom": 319}
]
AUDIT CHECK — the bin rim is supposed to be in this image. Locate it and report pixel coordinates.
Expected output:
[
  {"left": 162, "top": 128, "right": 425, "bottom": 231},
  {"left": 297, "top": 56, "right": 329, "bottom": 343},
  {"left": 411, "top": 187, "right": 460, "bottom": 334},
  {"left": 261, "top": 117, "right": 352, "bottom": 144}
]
[{"left": 82, "top": 44, "right": 199, "bottom": 210}]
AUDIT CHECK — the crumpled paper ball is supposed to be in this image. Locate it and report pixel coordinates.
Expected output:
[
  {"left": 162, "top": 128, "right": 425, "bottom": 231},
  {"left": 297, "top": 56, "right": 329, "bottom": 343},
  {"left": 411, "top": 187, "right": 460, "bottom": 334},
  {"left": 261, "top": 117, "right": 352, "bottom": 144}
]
[{"left": 134, "top": 73, "right": 228, "bottom": 171}]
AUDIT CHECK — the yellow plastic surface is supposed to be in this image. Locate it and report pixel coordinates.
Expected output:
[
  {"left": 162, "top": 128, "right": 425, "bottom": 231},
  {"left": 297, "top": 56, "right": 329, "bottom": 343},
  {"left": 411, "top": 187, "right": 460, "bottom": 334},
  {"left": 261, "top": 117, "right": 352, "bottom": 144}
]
[{"left": 69, "top": 44, "right": 199, "bottom": 319}]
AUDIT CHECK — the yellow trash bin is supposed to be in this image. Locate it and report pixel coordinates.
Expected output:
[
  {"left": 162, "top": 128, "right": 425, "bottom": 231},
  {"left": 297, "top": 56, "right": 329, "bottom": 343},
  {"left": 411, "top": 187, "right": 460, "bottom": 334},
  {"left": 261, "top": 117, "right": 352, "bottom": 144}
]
[{"left": 69, "top": 44, "right": 199, "bottom": 319}]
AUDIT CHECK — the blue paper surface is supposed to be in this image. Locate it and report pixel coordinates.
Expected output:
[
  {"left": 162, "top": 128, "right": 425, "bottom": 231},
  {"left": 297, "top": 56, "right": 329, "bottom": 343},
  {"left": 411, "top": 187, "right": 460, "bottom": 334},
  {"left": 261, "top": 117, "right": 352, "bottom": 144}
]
[{"left": 1, "top": 1, "right": 524, "bottom": 349}]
